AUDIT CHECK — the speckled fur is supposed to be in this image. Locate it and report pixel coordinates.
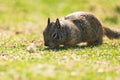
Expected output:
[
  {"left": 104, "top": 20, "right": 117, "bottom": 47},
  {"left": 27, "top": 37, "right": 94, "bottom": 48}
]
[{"left": 43, "top": 12, "right": 120, "bottom": 48}]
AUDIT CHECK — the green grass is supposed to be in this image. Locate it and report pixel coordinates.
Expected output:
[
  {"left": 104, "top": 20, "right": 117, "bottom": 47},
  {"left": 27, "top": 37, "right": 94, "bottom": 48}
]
[{"left": 0, "top": 0, "right": 120, "bottom": 80}]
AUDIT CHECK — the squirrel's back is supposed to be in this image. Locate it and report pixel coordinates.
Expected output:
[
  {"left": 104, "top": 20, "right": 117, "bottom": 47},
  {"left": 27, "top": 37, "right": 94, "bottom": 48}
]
[{"left": 61, "top": 12, "right": 103, "bottom": 45}]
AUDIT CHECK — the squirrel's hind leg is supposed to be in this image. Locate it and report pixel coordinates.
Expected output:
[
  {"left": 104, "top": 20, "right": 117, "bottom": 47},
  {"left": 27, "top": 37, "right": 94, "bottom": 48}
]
[{"left": 87, "top": 37, "right": 103, "bottom": 46}]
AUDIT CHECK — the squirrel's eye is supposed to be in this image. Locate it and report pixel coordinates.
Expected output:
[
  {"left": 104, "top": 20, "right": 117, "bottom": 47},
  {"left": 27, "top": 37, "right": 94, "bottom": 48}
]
[{"left": 52, "top": 32, "right": 57, "bottom": 39}]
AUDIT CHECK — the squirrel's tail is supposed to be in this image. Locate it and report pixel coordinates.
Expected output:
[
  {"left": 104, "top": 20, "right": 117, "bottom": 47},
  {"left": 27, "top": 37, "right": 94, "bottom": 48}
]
[{"left": 103, "top": 26, "right": 120, "bottom": 39}]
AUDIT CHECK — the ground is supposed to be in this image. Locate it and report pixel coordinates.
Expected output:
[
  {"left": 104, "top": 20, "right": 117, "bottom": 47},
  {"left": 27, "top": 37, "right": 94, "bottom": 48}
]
[{"left": 0, "top": 0, "right": 120, "bottom": 80}]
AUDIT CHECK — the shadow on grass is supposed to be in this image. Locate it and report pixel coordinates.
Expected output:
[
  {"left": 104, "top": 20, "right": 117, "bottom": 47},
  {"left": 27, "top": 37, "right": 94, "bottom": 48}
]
[{"left": 43, "top": 45, "right": 94, "bottom": 51}]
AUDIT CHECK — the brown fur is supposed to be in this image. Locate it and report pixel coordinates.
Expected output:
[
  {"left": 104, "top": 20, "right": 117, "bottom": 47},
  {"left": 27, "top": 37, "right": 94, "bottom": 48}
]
[{"left": 43, "top": 12, "right": 120, "bottom": 48}]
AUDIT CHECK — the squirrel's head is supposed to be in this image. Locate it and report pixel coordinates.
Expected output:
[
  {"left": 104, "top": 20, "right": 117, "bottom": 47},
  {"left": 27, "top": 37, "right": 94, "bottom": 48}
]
[{"left": 43, "top": 18, "right": 64, "bottom": 48}]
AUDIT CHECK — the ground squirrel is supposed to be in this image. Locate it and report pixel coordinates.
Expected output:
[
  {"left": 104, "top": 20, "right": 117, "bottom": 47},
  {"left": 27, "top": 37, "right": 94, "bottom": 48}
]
[{"left": 43, "top": 12, "right": 120, "bottom": 48}]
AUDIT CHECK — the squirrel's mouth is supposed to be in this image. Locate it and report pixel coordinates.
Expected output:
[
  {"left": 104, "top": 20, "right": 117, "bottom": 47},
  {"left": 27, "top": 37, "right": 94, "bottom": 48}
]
[
  {"left": 44, "top": 43, "right": 57, "bottom": 48},
  {"left": 48, "top": 45, "right": 59, "bottom": 48},
  {"left": 47, "top": 44, "right": 60, "bottom": 49}
]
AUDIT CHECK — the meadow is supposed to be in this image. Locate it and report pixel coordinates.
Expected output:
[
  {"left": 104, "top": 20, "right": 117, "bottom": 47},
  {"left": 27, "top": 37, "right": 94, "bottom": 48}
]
[{"left": 0, "top": 0, "right": 120, "bottom": 80}]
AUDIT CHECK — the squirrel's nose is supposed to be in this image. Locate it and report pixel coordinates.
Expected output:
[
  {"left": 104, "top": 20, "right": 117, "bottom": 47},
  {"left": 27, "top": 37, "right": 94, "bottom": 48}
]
[{"left": 44, "top": 43, "right": 49, "bottom": 46}]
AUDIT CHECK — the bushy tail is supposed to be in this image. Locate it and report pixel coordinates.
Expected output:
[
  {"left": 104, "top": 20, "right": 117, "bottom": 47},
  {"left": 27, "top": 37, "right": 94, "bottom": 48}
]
[{"left": 103, "top": 26, "right": 120, "bottom": 39}]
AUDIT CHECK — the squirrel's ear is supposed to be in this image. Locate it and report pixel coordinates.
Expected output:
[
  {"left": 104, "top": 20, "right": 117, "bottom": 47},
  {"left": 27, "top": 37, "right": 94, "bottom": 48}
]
[
  {"left": 55, "top": 18, "right": 61, "bottom": 28},
  {"left": 47, "top": 18, "right": 50, "bottom": 25}
]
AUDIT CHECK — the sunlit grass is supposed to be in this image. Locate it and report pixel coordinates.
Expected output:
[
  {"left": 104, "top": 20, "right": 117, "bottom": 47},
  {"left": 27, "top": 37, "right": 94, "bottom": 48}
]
[{"left": 0, "top": 0, "right": 120, "bottom": 80}]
